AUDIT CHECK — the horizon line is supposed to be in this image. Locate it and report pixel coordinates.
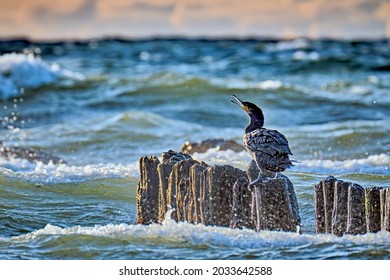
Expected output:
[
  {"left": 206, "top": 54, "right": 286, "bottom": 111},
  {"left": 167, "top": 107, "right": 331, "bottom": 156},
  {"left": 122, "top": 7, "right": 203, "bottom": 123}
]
[{"left": 1, "top": 34, "right": 389, "bottom": 43}]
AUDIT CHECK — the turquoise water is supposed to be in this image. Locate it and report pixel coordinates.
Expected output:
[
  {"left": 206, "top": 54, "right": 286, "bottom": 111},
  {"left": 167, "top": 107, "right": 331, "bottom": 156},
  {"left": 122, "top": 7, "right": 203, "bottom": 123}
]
[{"left": 0, "top": 38, "right": 389, "bottom": 259}]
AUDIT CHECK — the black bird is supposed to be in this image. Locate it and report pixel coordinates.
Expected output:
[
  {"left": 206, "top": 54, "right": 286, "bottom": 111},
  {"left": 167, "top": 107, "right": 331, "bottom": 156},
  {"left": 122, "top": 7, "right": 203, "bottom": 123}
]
[{"left": 231, "top": 95, "right": 294, "bottom": 185}]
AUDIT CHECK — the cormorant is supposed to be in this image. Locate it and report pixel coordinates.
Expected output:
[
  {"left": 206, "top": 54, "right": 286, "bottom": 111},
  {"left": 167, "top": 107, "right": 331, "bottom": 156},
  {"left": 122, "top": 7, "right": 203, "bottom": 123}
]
[{"left": 231, "top": 95, "right": 294, "bottom": 185}]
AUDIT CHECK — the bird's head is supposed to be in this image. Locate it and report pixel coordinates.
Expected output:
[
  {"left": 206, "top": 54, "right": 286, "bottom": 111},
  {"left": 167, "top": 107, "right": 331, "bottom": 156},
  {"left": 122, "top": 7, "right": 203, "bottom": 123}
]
[
  {"left": 230, "top": 95, "right": 264, "bottom": 130},
  {"left": 230, "top": 95, "right": 261, "bottom": 115}
]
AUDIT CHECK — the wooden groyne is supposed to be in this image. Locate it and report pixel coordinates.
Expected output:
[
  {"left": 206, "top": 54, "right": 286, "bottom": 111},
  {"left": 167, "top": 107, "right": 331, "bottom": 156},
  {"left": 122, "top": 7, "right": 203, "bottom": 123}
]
[
  {"left": 137, "top": 148, "right": 388, "bottom": 235},
  {"left": 315, "top": 176, "right": 390, "bottom": 236},
  {"left": 137, "top": 150, "right": 301, "bottom": 232}
]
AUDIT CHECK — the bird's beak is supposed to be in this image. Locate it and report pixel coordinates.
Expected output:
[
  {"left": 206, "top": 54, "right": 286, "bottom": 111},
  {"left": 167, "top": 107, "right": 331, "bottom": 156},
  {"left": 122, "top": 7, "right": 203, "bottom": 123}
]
[{"left": 230, "top": 95, "right": 248, "bottom": 111}]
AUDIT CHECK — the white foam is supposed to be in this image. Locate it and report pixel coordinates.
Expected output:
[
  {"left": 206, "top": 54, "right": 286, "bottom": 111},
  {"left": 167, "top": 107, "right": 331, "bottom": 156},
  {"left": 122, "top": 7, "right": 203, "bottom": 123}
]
[
  {"left": 192, "top": 148, "right": 390, "bottom": 175},
  {"left": 0, "top": 157, "right": 139, "bottom": 184},
  {"left": 8, "top": 215, "right": 390, "bottom": 249},
  {"left": 293, "top": 51, "right": 320, "bottom": 61},
  {"left": 349, "top": 85, "right": 371, "bottom": 95},
  {"left": 209, "top": 77, "right": 285, "bottom": 91},
  {"left": 258, "top": 80, "right": 284, "bottom": 90},
  {"left": 266, "top": 38, "right": 310, "bottom": 52},
  {"left": 1, "top": 146, "right": 387, "bottom": 185},
  {"left": 192, "top": 147, "right": 251, "bottom": 170},
  {"left": 299, "top": 153, "right": 390, "bottom": 174},
  {"left": 0, "top": 53, "right": 84, "bottom": 99}
]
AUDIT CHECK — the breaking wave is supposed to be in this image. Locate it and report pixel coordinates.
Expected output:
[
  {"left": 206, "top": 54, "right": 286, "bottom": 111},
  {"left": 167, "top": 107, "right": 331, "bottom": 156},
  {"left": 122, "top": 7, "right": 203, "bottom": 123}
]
[
  {"left": 0, "top": 157, "right": 139, "bottom": 184},
  {"left": 192, "top": 148, "right": 390, "bottom": 175},
  {"left": 6, "top": 212, "right": 390, "bottom": 251},
  {"left": 298, "top": 153, "right": 390, "bottom": 175},
  {"left": 0, "top": 52, "right": 84, "bottom": 99}
]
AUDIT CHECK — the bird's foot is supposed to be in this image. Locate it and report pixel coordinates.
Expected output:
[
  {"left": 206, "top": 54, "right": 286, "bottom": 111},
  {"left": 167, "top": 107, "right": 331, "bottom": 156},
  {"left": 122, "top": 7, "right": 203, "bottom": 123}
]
[
  {"left": 248, "top": 177, "right": 272, "bottom": 191},
  {"left": 249, "top": 177, "right": 261, "bottom": 186}
]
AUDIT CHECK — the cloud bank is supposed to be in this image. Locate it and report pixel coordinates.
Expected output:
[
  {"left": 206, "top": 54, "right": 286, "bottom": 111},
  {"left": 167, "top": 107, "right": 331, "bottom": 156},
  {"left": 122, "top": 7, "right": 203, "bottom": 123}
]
[{"left": 0, "top": 0, "right": 388, "bottom": 39}]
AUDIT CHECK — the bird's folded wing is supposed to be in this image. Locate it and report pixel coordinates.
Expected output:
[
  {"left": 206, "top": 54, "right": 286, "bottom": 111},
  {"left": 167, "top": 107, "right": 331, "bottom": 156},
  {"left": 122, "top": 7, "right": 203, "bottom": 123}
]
[{"left": 244, "top": 128, "right": 292, "bottom": 155}]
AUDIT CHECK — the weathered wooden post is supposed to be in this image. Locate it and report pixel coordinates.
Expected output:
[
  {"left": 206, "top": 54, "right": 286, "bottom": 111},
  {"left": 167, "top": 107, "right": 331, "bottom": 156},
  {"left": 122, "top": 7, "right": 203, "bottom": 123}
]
[
  {"left": 157, "top": 161, "right": 174, "bottom": 222},
  {"left": 346, "top": 183, "right": 366, "bottom": 235},
  {"left": 166, "top": 159, "right": 194, "bottom": 222},
  {"left": 314, "top": 176, "right": 390, "bottom": 236},
  {"left": 137, "top": 156, "right": 160, "bottom": 224},
  {"left": 231, "top": 176, "right": 253, "bottom": 229},
  {"left": 314, "top": 181, "right": 326, "bottom": 234},
  {"left": 199, "top": 167, "right": 209, "bottom": 225},
  {"left": 315, "top": 177, "right": 367, "bottom": 236},
  {"left": 189, "top": 164, "right": 208, "bottom": 224},
  {"left": 381, "top": 188, "right": 390, "bottom": 231},
  {"left": 315, "top": 176, "right": 336, "bottom": 234},
  {"left": 176, "top": 159, "right": 199, "bottom": 222},
  {"left": 251, "top": 175, "right": 300, "bottom": 232},
  {"left": 200, "top": 165, "right": 246, "bottom": 227},
  {"left": 245, "top": 159, "right": 300, "bottom": 232},
  {"left": 332, "top": 180, "right": 349, "bottom": 236},
  {"left": 323, "top": 176, "right": 336, "bottom": 234},
  {"left": 365, "top": 187, "right": 382, "bottom": 233}
]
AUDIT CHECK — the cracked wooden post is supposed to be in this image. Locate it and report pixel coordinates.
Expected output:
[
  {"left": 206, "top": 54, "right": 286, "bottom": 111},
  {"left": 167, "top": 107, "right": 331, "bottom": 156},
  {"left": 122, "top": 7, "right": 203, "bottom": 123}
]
[
  {"left": 199, "top": 166, "right": 210, "bottom": 225},
  {"left": 231, "top": 176, "right": 253, "bottom": 229},
  {"left": 166, "top": 160, "right": 187, "bottom": 222},
  {"left": 314, "top": 180, "right": 326, "bottom": 234},
  {"left": 346, "top": 183, "right": 366, "bottom": 235},
  {"left": 314, "top": 177, "right": 390, "bottom": 236},
  {"left": 365, "top": 187, "right": 382, "bottom": 233},
  {"left": 137, "top": 156, "right": 160, "bottom": 224},
  {"left": 175, "top": 159, "right": 199, "bottom": 222},
  {"left": 200, "top": 165, "right": 245, "bottom": 227},
  {"left": 252, "top": 175, "right": 300, "bottom": 232},
  {"left": 166, "top": 158, "right": 201, "bottom": 222},
  {"left": 157, "top": 161, "right": 174, "bottom": 222},
  {"left": 189, "top": 163, "right": 208, "bottom": 224},
  {"left": 332, "top": 180, "right": 349, "bottom": 236},
  {"left": 323, "top": 176, "right": 336, "bottom": 233},
  {"left": 315, "top": 177, "right": 367, "bottom": 236},
  {"left": 156, "top": 150, "right": 193, "bottom": 222},
  {"left": 380, "top": 188, "right": 390, "bottom": 231},
  {"left": 314, "top": 176, "right": 336, "bottom": 234}
]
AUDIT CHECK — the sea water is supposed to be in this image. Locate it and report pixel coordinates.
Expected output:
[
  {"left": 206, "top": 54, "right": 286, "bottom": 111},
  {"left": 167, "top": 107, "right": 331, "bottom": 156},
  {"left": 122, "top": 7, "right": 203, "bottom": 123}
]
[{"left": 0, "top": 38, "right": 389, "bottom": 259}]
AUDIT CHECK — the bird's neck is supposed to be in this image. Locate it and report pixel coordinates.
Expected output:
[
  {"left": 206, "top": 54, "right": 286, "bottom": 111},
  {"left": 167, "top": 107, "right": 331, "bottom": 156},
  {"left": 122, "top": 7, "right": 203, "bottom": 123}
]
[{"left": 245, "top": 113, "right": 264, "bottom": 133}]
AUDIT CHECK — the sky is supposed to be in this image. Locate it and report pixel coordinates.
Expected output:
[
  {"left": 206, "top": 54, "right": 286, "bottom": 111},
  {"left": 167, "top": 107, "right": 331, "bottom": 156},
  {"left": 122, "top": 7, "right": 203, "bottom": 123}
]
[{"left": 0, "top": 0, "right": 389, "bottom": 40}]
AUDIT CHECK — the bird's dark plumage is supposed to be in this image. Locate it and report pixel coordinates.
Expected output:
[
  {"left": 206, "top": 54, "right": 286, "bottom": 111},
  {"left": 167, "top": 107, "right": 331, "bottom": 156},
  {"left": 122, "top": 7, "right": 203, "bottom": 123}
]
[{"left": 231, "top": 95, "right": 294, "bottom": 183}]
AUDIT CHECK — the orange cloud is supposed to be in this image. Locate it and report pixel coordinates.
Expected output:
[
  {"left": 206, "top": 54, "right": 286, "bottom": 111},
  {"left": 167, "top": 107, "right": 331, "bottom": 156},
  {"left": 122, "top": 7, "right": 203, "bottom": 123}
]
[
  {"left": 0, "top": 0, "right": 387, "bottom": 39},
  {"left": 375, "top": 1, "right": 390, "bottom": 37}
]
